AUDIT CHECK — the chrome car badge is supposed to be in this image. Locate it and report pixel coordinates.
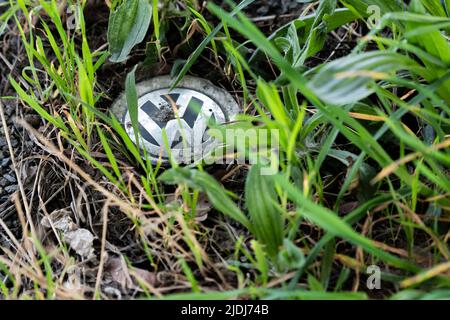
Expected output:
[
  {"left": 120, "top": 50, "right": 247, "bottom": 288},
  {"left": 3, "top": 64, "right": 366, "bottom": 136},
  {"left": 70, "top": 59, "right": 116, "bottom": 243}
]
[{"left": 111, "top": 75, "right": 240, "bottom": 164}]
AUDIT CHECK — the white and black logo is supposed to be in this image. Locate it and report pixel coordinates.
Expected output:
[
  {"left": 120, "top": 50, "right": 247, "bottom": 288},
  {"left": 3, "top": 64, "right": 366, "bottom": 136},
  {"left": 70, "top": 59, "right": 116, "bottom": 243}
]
[
  {"left": 111, "top": 76, "right": 241, "bottom": 164},
  {"left": 123, "top": 88, "right": 227, "bottom": 162}
]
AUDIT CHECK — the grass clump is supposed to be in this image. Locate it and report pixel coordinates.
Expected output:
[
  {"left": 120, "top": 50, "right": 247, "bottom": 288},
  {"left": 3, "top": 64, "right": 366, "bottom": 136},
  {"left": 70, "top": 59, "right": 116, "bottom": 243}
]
[{"left": 0, "top": 0, "right": 449, "bottom": 300}]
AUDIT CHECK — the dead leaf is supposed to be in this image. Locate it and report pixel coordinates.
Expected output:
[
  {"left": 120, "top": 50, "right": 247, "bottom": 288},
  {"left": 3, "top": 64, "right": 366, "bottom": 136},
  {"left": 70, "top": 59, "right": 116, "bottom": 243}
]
[
  {"left": 41, "top": 209, "right": 76, "bottom": 232},
  {"left": 105, "top": 255, "right": 157, "bottom": 290},
  {"left": 62, "top": 265, "right": 82, "bottom": 292},
  {"left": 105, "top": 256, "right": 134, "bottom": 289},
  {"left": 21, "top": 163, "right": 38, "bottom": 188},
  {"left": 41, "top": 209, "right": 95, "bottom": 258},
  {"left": 195, "top": 193, "right": 212, "bottom": 222},
  {"left": 338, "top": 201, "right": 358, "bottom": 215},
  {"left": 132, "top": 267, "right": 157, "bottom": 287},
  {"left": 64, "top": 229, "right": 94, "bottom": 258}
]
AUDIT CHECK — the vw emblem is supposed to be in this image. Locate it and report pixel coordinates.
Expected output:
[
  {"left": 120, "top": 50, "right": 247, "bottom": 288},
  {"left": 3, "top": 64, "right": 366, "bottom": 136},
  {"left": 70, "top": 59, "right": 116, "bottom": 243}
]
[{"left": 111, "top": 76, "right": 240, "bottom": 164}]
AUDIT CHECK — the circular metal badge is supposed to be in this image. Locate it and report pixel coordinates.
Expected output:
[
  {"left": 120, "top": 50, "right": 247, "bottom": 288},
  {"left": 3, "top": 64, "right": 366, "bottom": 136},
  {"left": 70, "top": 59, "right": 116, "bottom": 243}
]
[{"left": 111, "top": 76, "right": 240, "bottom": 164}]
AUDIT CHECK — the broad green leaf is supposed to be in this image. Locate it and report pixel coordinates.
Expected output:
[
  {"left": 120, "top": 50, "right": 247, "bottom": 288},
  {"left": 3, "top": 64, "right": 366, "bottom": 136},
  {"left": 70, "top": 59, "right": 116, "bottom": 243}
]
[
  {"left": 391, "top": 289, "right": 450, "bottom": 300},
  {"left": 251, "top": 240, "right": 269, "bottom": 285},
  {"left": 419, "top": 0, "right": 447, "bottom": 17},
  {"left": 308, "top": 51, "right": 418, "bottom": 105},
  {"left": 277, "top": 239, "right": 305, "bottom": 271},
  {"left": 341, "top": 0, "right": 402, "bottom": 14},
  {"left": 245, "top": 164, "right": 284, "bottom": 259},
  {"left": 125, "top": 66, "right": 140, "bottom": 150},
  {"left": 76, "top": 56, "right": 94, "bottom": 107},
  {"left": 107, "top": 0, "right": 151, "bottom": 63}
]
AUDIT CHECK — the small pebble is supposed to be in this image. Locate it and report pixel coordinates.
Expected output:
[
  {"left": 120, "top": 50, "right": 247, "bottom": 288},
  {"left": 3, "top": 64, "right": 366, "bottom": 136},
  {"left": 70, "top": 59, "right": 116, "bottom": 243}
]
[
  {"left": 5, "top": 185, "right": 17, "bottom": 193},
  {"left": 1, "top": 158, "right": 10, "bottom": 167},
  {"left": 11, "top": 139, "right": 18, "bottom": 148},
  {"left": 4, "top": 174, "right": 16, "bottom": 183}
]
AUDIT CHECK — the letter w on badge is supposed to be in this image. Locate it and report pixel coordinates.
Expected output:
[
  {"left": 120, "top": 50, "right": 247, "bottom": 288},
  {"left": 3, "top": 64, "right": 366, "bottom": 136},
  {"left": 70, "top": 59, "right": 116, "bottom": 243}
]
[{"left": 137, "top": 92, "right": 215, "bottom": 149}]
